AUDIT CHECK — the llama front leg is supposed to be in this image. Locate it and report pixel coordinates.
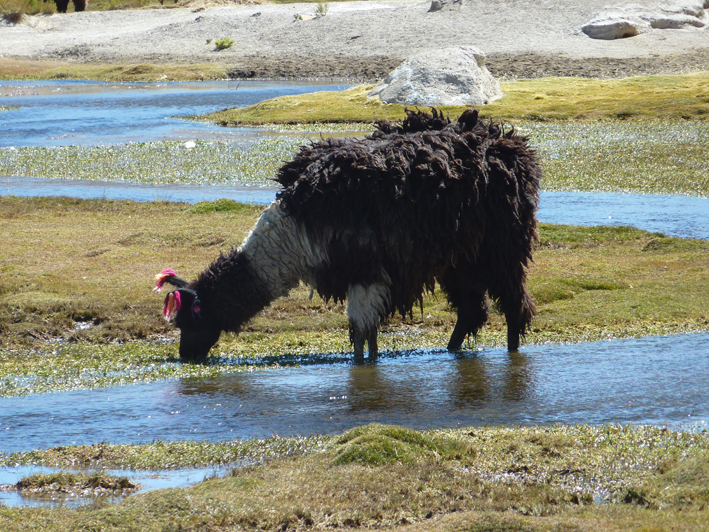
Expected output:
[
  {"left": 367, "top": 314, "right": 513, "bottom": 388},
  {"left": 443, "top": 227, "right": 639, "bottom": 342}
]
[
  {"left": 347, "top": 283, "right": 389, "bottom": 363},
  {"left": 349, "top": 325, "right": 380, "bottom": 363}
]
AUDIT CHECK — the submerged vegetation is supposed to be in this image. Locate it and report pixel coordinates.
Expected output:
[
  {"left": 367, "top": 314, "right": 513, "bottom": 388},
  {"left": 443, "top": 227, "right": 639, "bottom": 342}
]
[
  {"left": 11, "top": 471, "right": 139, "bottom": 497},
  {"left": 1, "top": 424, "right": 709, "bottom": 531}
]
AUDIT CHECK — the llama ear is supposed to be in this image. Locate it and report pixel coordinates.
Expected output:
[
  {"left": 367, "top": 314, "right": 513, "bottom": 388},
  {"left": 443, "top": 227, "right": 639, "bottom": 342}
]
[
  {"left": 162, "top": 290, "right": 183, "bottom": 321},
  {"left": 162, "top": 289, "right": 199, "bottom": 323},
  {"left": 153, "top": 268, "right": 189, "bottom": 293}
]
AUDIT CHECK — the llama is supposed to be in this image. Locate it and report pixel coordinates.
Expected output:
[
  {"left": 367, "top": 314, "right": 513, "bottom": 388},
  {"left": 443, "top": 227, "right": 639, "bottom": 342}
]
[{"left": 154, "top": 108, "right": 540, "bottom": 363}]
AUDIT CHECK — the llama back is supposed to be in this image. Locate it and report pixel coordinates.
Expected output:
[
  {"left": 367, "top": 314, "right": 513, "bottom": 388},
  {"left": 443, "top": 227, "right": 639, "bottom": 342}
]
[{"left": 275, "top": 109, "right": 540, "bottom": 317}]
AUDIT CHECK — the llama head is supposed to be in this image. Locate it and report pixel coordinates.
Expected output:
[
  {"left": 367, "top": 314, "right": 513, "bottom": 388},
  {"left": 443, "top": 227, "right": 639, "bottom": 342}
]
[
  {"left": 163, "top": 288, "right": 222, "bottom": 363},
  {"left": 155, "top": 269, "right": 221, "bottom": 363}
]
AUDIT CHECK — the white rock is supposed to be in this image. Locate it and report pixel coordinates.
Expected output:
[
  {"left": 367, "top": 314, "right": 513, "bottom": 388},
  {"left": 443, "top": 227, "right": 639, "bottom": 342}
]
[
  {"left": 581, "top": 14, "right": 652, "bottom": 40},
  {"left": 367, "top": 47, "right": 502, "bottom": 107},
  {"left": 661, "top": 2, "right": 705, "bottom": 17},
  {"left": 184, "top": 141, "right": 196, "bottom": 148},
  {"left": 639, "top": 12, "right": 705, "bottom": 28},
  {"left": 428, "top": 0, "right": 464, "bottom": 13}
]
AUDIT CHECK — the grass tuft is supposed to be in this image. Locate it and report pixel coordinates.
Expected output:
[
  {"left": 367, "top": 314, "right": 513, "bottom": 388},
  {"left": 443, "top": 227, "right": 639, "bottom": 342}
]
[
  {"left": 2, "top": 425, "right": 709, "bottom": 531},
  {"left": 187, "top": 198, "right": 253, "bottom": 214},
  {"left": 332, "top": 424, "right": 476, "bottom": 466},
  {"left": 15, "top": 472, "right": 139, "bottom": 497}
]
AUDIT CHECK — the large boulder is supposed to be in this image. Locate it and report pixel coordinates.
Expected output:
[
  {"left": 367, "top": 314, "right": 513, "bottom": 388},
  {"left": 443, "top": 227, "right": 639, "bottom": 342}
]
[
  {"left": 581, "top": 1, "right": 707, "bottom": 39},
  {"left": 367, "top": 47, "right": 502, "bottom": 106}
]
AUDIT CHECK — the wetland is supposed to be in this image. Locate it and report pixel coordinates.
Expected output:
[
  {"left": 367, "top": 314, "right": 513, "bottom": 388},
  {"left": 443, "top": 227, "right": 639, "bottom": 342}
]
[{"left": 0, "top": 75, "right": 708, "bottom": 530}]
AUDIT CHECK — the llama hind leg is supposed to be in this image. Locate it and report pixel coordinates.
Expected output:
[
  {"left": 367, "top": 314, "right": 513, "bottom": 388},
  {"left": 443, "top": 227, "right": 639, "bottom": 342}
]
[
  {"left": 489, "top": 270, "right": 536, "bottom": 352},
  {"left": 440, "top": 267, "right": 489, "bottom": 351},
  {"left": 347, "top": 283, "right": 389, "bottom": 362},
  {"left": 447, "top": 291, "right": 489, "bottom": 351}
]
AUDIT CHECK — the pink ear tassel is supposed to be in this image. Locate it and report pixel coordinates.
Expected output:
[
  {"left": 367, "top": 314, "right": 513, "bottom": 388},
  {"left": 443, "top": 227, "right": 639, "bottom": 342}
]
[
  {"left": 162, "top": 291, "right": 182, "bottom": 321},
  {"left": 153, "top": 268, "right": 177, "bottom": 293}
]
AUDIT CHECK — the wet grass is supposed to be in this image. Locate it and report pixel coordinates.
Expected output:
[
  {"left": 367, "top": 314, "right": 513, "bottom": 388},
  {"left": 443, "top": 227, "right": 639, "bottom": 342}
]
[
  {"left": 11, "top": 471, "right": 139, "bottom": 497},
  {"left": 0, "top": 424, "right": 708, "bottom": 531},
  {"left": 0, "top": 197, "right": 707, "bottom": 396},
  {"left": 2, "top": 435, "right": 327, "bottom": 470},
  {"left": 2, "top": 119, "right": 707, "bottom": 196},
  {"left": 0, "top": 139, "right": 299, "bottom": 186}
]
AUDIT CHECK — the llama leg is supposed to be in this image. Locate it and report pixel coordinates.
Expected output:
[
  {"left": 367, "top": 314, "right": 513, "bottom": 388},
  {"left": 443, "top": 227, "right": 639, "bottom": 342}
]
[
  {"left": 447, "top": 293, "right": 488, "bottom": 351},
  {"left": 440, "top": 266, "right": 489, "bottom": 351},
  {"left": 347, "top": 283, "right": 389, "bottom": 362},
  {"left": 351, "top": 327, "right": 367, "bottom": 363},
  {"left": 367, "top": 330, "right": 379, "bottom": 360},
  {"left": 490, "top": 271, "right": 536, "bottom": 352}
]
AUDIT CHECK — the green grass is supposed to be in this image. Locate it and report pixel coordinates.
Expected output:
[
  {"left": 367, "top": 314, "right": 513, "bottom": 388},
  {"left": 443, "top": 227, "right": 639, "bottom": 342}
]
[
  {"left": 0, "top": 0, "right": 55, "bottom": 18},
  {"left": 1, "top": 424, "right": 708, "bottom": 531},
  {"left": 202, "top": 73, "right": 709, "bottom": 125},
  {"left": 0, "top": 197, "right": 707, "bottom": 396},
  {"left": 0, "top": 60, "right": 236, "bottom": 83}
]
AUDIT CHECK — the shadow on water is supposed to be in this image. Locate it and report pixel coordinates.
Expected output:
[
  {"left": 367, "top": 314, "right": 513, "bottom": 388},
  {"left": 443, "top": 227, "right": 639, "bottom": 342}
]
[{"left": 1, "top": 334, "right": 707, "bottom": 456}]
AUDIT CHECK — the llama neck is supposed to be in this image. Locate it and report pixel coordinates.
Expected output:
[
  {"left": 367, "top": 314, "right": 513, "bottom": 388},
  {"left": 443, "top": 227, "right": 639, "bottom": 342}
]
[{"left": 193, "top": 201, "right": 325, "bottom": 332}]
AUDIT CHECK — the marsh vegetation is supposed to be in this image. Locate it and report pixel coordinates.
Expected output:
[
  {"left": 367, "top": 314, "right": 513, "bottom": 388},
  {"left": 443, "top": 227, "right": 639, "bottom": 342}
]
[
  {"left": 0, "top": 69, "right": 708, "bottom": 530},
  {"left": 1, "top": 424, "right": 709, "bottom": 531}
]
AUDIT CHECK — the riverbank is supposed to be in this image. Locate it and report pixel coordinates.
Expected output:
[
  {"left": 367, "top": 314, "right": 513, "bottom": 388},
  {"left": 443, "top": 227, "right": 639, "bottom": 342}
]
[{"left": 2, "top": 0, "right": 709, "bottom": 82}]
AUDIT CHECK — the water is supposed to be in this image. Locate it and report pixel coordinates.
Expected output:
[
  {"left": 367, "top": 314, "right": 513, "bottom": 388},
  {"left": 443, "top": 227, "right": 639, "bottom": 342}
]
[
  {"left": 0, "top": 80, "right": 350, "bottom": 147},
  {"left": 2, "top": 79, "right": 707, "bottom": 239},
  {"left": 1, "top": 333, "right": 707, "bottom": 455},
  {"left": 0, "top": 465, "right": 225, "bottom": 508},
  {"left": 3, "top": 176, "right": 706, "bottom": 239},
  {"left": 539, "top": 191, "right": 709, "bottom": 240}
]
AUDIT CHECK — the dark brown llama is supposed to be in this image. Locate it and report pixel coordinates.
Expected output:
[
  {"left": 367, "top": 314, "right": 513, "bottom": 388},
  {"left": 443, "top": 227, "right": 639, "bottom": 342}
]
[{"left": 155, "top": 108, "right": 540, "bottom": 363}]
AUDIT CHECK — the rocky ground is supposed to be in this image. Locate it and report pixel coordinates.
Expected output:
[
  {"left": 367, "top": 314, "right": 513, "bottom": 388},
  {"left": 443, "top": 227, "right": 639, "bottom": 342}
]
[{"left": 1, "top": 0, "right": 709, "bottom": 81}]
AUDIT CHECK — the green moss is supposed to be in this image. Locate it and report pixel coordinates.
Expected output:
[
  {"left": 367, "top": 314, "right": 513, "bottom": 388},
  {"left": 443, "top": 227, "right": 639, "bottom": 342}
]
[
  {"left": 187, "top": 199, "right": 253, "bottom": 214},
  {"left": 201, "top": 73, "right": 709, "bottom": 126},
  {"left": 332, "top": 424, "right": 475, "bottom": 466}
]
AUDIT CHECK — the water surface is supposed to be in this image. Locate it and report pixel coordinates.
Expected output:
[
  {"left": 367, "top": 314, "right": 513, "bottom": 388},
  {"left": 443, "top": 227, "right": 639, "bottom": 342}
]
[
  {"left": 0, "top": 80, "right": 349, "bottom": 147},
  {"left": 1, "top": 333, "right": 707, "bottom": 455},
  {"left": 0, "top": 464, "right": 224, "bottom": 508},
  {"left": 4, "top": 177, "right": 707, "bottom": 240}
]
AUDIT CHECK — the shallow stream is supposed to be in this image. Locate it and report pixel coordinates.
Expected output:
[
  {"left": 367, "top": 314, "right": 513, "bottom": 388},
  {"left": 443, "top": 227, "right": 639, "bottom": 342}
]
[{"left": 2, "top": 333, "right": 707, "bottom": 456}]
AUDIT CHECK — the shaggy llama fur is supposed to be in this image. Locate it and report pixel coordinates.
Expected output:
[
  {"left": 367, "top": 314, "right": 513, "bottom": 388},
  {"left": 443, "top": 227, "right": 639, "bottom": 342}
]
[{"left": 155, "top": 108, "right": 540, "bottom": 362}]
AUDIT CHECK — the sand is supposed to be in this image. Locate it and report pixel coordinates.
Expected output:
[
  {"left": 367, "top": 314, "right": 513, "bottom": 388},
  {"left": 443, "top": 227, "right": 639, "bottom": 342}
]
[{"left": 1, "top": 0, "right": 708, "bottom": 80}]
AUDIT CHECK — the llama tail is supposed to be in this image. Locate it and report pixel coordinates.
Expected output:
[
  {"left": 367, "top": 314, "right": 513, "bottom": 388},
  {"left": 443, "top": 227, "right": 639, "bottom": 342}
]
[{"left": 153, "top": 268, "right": 190, "bottom": 293}]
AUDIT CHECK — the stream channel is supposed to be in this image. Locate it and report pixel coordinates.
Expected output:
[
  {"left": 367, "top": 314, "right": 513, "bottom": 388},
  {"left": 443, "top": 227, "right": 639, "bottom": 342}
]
[{"left": 0, "top": 80, "right": 707, "bottom": 506}]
